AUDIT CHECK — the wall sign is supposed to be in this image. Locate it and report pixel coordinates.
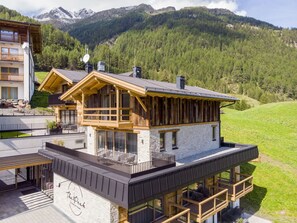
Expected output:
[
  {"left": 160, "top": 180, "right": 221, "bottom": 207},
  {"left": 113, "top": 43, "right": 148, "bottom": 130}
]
[{"left": 66, "top": 182, "right": 86, "bottom": 216}]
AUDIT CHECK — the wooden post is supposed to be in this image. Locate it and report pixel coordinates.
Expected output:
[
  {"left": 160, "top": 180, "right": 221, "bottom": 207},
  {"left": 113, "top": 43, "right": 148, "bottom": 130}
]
[
  {"left": 82, "top": 92, "right": 85, "bottom": 123},
  {"left": 116, "top": 88, "right": 120, "bottom": 123}
]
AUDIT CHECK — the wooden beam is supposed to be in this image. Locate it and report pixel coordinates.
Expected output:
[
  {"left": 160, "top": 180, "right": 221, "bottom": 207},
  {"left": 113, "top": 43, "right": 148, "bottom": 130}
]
[{"left": 116, "top": 87, "right": 120, "bottom": 123}]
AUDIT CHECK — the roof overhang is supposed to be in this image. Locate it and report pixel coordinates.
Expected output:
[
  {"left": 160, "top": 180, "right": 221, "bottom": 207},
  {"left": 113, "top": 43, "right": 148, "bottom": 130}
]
[
  {"left": 38, "top": 68, "right": 73, "bottom": 93},
  {"left": 0, "top": 153, "right": 52, "bottom": 171},
  {"left": 0, "top": 19, "right": 42, "bottom": 53},
  {"left": 40, "top": 142, "right": 258, "bottom": 209},
  {"left": 61, "top": 71, "right": 237, "bottom": 102},
  {"left": 60, "top": 71, "right": 146, "bottom": 101}
]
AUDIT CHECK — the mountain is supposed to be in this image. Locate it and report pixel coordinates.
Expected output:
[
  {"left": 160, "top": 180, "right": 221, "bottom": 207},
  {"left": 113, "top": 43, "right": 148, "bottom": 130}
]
[
  {"left": 33, "top": 7, "right": 95, "bottom": 28},
  {"left": 0, "top": 5, "right": 85, "bottom": 71}
]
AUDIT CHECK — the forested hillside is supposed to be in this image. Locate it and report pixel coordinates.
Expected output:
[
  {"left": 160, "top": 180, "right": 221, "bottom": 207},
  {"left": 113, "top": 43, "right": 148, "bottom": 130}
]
[
  {"left": 0, "top": 5, "right": 85, "bottom": 71},
  {"left": 2, "top": 5, "right": 297, "bottom": 103},
  {"left": 88, "top": 8, "right": 297, "bottom": 103}
]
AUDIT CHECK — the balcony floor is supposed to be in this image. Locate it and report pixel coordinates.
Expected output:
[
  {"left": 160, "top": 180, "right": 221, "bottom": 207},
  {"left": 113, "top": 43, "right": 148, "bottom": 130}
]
[{"left": 176, "top": 146, "right": 241, "bottom": 166}]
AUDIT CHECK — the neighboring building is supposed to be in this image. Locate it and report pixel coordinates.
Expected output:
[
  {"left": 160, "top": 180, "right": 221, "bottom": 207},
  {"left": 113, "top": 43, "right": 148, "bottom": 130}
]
[
  {"left": 0, "top": 19, "right": 41, "bottom": 101},
  {"left": 38, "top": 68, "right": 87, "bottom": 126},
  {"left": 36, "top": 67, "right": 258, "bottom": 223}
]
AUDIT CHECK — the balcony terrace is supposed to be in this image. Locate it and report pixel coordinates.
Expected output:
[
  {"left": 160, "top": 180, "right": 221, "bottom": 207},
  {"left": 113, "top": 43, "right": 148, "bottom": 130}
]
[
  {"left": 0, "top": 53, "right": 23, "bottom": 62},
  {"left": 82, "top": 107, "right": 132, "bottom": 128},
  {"left": 182, "top": 188, "right": 228, "bottom": 223},
  {"left": 48, "top": 93, "right": 76, "bottom": 106},
  {"left": 218, "top": 171, "right": 253, "bottom": 202},
  {"left": 0, "top": 73, "right": 23, "bottom": 81}
]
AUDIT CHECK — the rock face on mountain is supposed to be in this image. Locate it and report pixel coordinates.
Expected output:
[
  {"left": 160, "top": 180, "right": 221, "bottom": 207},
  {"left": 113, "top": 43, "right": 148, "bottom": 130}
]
[
  {"left": 33, "top": 4, "right": 175, "bottom": 29},
  {"left": 33, "top": 7, "right": 95, "bottom": 28}
]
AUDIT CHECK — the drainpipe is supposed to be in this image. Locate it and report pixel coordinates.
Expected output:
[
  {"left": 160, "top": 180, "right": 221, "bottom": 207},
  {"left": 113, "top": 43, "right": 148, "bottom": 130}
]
[{"left": 219, "top": 101, "right": 236, "bottom": 146}]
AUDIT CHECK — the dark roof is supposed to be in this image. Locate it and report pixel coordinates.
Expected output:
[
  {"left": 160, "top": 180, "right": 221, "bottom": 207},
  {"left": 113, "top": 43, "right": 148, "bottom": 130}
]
[
  {"left": 101, "top": 71, "right": 237, "bottom": 101},
  {"left": 39, "top": 142, "right": 258, "bottom": 209},
  {"left": 55, "top": 69, "right": 88, "bottom": 83}
]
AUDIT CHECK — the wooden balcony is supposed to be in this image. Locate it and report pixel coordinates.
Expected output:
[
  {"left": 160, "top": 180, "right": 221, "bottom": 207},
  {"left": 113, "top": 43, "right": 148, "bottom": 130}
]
[
  {"left": 181, "top": 188, "right": 228, "bottom": 223},
  {"left": 218, "top": 173, "right": 253, "bottom": 202},
  {"left": 0, "top": 53, "right": 23, "bottom": 62},
  {"left": 82, "top": 107, "right": 132, "bottom": 128},
  {"left": 154, "top": 204, "right": 190, "bottom": 223},
  {"left": 0, "top": 35, "right": 20, "bottom": 43},
  {"left": 48, "top": 93, "right": 76, "bottom": 106},
  {"left": 0, "top": 73, "right": 24, "bottom": 81}
]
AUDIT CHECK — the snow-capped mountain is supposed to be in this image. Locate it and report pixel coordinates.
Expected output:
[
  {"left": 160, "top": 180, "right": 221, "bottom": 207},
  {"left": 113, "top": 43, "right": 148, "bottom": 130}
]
[{"left": 33, "top": 7, "right": 95, "bottom": 23}]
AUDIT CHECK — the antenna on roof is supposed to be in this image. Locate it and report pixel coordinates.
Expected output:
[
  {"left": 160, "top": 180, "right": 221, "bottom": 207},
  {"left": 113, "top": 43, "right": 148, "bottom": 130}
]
[{"left": 82, "top": 46, "right": 92, "bottom": 73}]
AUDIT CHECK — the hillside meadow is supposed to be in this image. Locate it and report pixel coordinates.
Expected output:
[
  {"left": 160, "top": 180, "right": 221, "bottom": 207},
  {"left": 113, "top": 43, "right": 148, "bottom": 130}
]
[{"left": 221, "top": 102, "right": 297, "bottom": 223}]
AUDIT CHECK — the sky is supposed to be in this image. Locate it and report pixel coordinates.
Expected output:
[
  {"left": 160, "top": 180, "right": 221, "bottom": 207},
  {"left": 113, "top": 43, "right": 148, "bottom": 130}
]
[{"left": 1, "top": 0, "right": 297, "bottom": 28}]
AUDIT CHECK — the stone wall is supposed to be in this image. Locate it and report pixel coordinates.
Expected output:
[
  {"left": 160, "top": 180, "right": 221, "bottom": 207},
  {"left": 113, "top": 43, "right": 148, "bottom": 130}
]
[
  {"left": 54, "top": 173, "right": 119, "bottom": 223},
  {"left": 149, "top": 122, "right": 220, "bottom": 160}
]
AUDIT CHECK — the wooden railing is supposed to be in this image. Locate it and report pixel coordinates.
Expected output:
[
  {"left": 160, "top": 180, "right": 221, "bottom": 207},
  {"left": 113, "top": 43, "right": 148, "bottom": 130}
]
[
  {"left": 181, "top": 188, "right": 228, "bottom": 223},
  {"left": 0, "top": 54, "right": 23, "bottom": 61},
  {"left": 0, "top": 73, "right": 24, "bottom": 81},
  {"left": 83, "top": 107, "right": 131, "bottom": 125},
  {"left": 218, "top": 173, "right": 253, "bottom": 201},
  {"left": 161, "top": 203, "right": 190, "bottom": 223}
]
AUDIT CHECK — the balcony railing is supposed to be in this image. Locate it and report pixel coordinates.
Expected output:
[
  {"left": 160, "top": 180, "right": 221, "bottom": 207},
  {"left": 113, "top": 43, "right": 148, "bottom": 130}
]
[
  {"left": 218, "top": 172, "right": 253, "bottom": 201},
  {"left": 181, "top": 188, "right": 228, "bottom": 223},
  {"left": 48, "top": 93, "right": 76, "bottom": 106},
  {"left": 154, "top": 204, "right": 191, "bottom": 223},
  {"left": 0, "top": 35, "right": 20, "bottom": 43},
  {"left": 82, "top": 107, "right": 131, "bottom": 128},
  {"left": 0, "top": 73, "right": 23, "bottom": 81},
  {"left": 0, "top": 54, "right": 23, "bottom": 62},
  {"left": 97, "top": 150, "right": 176, "bottom": 177}
]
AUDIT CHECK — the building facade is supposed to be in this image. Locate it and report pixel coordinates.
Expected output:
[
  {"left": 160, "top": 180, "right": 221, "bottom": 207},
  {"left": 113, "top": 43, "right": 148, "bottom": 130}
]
[
  {"left": 0, "top": 19, "right": 41, "bottom": 101},
  {"left": 37, "top": 67, "right": 258, "bottom": 223},
  {"left": 38, "top": 68, "right": 87, "bottom": 126}
]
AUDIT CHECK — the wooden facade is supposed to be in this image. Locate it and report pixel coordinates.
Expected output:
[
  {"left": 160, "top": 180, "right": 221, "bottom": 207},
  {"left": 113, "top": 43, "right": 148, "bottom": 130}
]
[{"left": 82, "top": 84, "right": 221, "bottom": 129}]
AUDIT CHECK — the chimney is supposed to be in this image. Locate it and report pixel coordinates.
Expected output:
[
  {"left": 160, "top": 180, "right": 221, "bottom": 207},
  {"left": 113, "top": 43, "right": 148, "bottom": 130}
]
[
  {"left": 176, "top": 75, "right": 185, "bottom": 89},
  {"left": 97, "top": 61, "right": 105, "bottom": 72},
  {"left": 133, "top": 66, "right": 142, "bottom": 78},
  {"left": 85, "top": 63, "right": 93, "bottom": 74}
]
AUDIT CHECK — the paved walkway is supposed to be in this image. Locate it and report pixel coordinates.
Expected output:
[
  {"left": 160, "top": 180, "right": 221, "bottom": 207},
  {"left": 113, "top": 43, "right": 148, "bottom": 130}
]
[{"left": 1, "top": 205, "right": 74, "bottom": 223}]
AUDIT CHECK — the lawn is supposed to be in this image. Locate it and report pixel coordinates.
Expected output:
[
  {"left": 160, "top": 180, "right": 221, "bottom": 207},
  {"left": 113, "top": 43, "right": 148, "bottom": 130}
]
[
  {"left": 221, "top": 102, "right": 297, "bottom": 223},
  {"left": 35, "top": 71, "right": 48, "bottom": 83},
  {"left": 0, "top": 131, "right": 30, "bottom": 139}
]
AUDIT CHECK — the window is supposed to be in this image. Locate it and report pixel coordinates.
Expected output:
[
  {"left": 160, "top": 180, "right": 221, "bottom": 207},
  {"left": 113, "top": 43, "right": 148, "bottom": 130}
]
[
  {"left": 127, "top": 133, "right": 137, "bottom": 154},
  {"left": 98, "top": 130, "right": 138, "bottom": 154},
  {"left": 172, "top": 131, "right": 178, "bottom": 149},
  {"left": 10, "top": 48, "right": 18, "bottom": 55},
  {"left": 0, "top": 30, "right": 18, "bottom": 42},
  {"left": 1, "top": 67, "right": 19, "bottom": 75},
  {"left": 212, "top": 125, "right": 217, "bottom": 141},
  {"left": 1, "top": 87, "right": 18, "bottom": 99},
  {"left": 62, "top": 84, "right": 69, "bottom": 93},
  {"left": 160, "top": 133, "right": 165, "bottom": 152},
  {"left": 1, "top": 47, "right": 8, "bottom": 54},
  {"left": 59, "top": 110, "right": 77, "bottom": 124},
  {"left": 115, "top": 132, "right": 125, "bottom": 152}
]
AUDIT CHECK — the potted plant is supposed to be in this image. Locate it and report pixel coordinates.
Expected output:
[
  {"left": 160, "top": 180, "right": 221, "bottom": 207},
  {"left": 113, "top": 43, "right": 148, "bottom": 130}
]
[{"left": 47, "top": 120, "right": 62, "bottom": 135}]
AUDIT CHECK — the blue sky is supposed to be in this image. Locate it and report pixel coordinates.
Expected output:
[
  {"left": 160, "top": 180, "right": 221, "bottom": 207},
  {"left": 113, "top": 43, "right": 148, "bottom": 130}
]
[
  {"left": 238, "top": 0, "right": 297, "bottom": 28},
  {"left": 1, "top": 0, "right": 297, "bottom": 28}
]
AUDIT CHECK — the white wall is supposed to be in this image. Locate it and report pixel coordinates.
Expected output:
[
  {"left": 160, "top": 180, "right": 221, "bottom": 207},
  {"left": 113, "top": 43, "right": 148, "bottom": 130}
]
[
  {"left": 86, "top": 126, "right": 97, "bottom": 155},
  {"left": 54, "top": 173, "right": 119, "bottom": 223}
]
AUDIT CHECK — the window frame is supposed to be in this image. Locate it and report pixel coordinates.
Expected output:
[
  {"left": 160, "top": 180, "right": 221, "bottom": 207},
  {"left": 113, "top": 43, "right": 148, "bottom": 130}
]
[
  {"left": 172, "top": 131, "right": 178, "bottom": 150},
  {"left": 160, "top": 132, "right": 165, "bottom": 152},
  {"left": 212, "top": 125, "right": 217, "bottom": 141}
]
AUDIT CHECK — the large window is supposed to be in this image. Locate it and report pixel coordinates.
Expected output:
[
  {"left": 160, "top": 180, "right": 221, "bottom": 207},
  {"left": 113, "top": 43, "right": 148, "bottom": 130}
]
[
  {"left": 98, "top": 130, "right": 138, "bottom": 154},
  {"left": 0, "top": 30, "right": 19, "bottom": 42},
  {"left": 1, "top": 87, "right": 18, "bottom": 99},
  {"left": 59, "top": 110, "right": 77, "bottom": 124}
]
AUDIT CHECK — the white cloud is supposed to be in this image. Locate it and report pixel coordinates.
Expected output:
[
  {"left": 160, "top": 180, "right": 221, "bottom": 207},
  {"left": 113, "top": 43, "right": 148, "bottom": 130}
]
[{"left": 1, "top": 0, "right": 246, "bottom": 16}]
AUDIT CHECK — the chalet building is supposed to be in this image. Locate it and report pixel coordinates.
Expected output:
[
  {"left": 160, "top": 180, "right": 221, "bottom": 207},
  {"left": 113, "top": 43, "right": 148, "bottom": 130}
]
[
  {"left": 36, "top": 67, "right": 258, "bottom": 223},
  {"left": 38, "top": 68, "right": 87, "bottom": 126},
  {"left": 0, "top": 19, "right": 41, "bottom": 101}
]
